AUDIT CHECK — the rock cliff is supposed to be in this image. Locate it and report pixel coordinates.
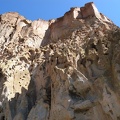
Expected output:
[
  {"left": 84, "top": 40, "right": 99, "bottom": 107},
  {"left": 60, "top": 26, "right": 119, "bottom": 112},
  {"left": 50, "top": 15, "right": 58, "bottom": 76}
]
[{"left": 0, "top": 2, "right": 120, "bottom": 120}]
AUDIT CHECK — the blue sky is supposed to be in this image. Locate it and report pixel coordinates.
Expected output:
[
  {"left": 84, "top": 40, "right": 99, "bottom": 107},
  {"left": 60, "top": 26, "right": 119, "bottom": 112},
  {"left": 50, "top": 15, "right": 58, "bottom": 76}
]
[{"left": 0, "top": 0, "right": 120, "bottom": 26}]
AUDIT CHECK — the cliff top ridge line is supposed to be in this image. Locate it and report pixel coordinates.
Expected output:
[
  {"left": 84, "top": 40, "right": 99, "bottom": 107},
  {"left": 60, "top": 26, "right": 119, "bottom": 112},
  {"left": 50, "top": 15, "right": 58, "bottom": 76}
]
[{"left": 52, "top": 2, "right": 112, "bottom": 24}]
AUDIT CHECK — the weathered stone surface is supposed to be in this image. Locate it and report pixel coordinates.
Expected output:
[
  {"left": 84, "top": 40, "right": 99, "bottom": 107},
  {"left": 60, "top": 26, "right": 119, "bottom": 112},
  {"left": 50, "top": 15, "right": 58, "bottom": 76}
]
[{"left": 0, "top": 2, "right": 120, "bottom": 120}]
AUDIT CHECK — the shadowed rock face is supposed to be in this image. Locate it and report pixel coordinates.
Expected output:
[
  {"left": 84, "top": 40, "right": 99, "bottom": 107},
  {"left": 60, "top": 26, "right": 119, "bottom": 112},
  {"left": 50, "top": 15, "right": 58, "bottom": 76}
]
[{"left": 0, "top": 2, "right": 120, "bottom": 120}]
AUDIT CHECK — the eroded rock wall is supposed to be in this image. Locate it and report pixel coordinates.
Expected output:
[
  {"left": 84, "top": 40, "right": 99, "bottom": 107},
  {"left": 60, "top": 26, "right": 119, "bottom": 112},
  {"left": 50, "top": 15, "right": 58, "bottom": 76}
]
[{"left": 0, "top": 2, "right": 120, "bottom": 120}]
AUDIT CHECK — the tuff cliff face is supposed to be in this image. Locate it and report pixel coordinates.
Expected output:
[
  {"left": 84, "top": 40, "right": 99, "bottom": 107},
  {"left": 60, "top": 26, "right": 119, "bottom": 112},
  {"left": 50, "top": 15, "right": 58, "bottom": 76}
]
[{"left": 0, "top": 2, "right": 120, "bottom": 120}]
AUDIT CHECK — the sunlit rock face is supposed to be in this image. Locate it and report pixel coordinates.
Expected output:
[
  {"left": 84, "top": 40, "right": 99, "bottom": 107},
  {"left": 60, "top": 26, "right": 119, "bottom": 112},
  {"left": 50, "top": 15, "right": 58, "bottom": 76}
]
[{"left": 0, "top": 2, "right": 120, "bottom": 120}]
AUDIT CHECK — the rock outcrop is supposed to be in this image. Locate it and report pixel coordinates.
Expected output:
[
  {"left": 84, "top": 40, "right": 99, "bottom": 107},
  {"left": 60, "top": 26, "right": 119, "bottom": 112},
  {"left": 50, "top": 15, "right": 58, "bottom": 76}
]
[{"left": 0, "top": 2, "right": 120, "bottom": 120}]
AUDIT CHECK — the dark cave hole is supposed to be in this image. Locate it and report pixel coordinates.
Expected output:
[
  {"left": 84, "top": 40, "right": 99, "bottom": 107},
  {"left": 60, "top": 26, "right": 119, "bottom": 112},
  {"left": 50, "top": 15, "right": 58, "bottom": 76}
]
[
  {"left": 90, "top": 43, "right": 98, "bottom": 51},
  {"left": 0, "top": 68, "right": 5, "bottom": 82},
  {"left": 1, "top": 115, "right": 5, "bottom": 120}
]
